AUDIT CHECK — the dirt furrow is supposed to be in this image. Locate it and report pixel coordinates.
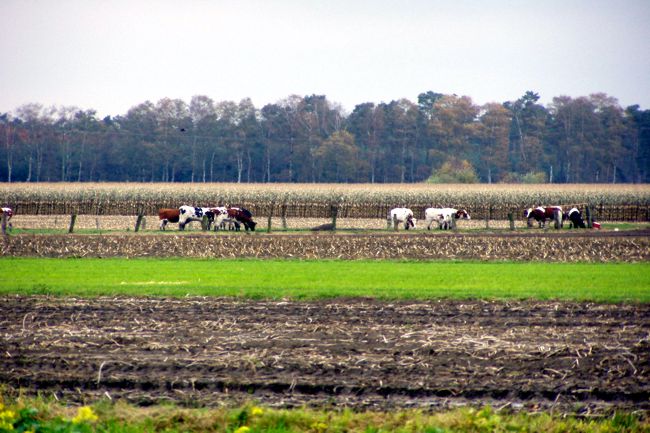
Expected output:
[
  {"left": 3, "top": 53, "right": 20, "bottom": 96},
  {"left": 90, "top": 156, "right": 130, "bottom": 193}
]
[{"left": 1, "top": 296, "right": 648, "bottom": 413}]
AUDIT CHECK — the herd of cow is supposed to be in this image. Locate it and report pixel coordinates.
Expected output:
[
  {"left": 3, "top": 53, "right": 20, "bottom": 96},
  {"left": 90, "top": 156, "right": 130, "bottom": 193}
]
[
  {"left": 387, "top": 205, "right": 593, "bottom": 230},
  {"left": 158, "top": 206, "right": 257, "bottom": 231},
  {"left": 0, "top": 204, "right": 595, "bottom": 232}
]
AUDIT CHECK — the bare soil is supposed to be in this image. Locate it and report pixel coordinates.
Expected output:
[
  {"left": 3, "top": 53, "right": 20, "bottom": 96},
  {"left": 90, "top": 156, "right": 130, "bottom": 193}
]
[{"left": 1, "top": 296, "right": 648, "bottom": 414}]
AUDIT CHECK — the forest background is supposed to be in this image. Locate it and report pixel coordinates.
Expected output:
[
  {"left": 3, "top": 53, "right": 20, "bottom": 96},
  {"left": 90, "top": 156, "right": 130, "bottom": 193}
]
[{"left": 1, "top": 90, "right": 649, "bottom": 184}]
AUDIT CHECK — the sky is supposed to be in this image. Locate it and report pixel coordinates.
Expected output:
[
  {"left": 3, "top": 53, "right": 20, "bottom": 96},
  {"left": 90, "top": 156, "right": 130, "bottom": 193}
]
[{"left": 1, "top": 0, "right": 649, "bottom": 118}]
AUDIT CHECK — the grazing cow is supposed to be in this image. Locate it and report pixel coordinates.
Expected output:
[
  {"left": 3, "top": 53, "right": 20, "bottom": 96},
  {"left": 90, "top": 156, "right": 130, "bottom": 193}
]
[
  {"left": 226, "top": 207, "right": 257, "bottom": 231},
  {"left": 178, "top": 205, "right": 217, "bottom": 230},
  {"left": 564, "top": 207, "right": 586, "bottom": 228},
  {"left": 524, "top": 206, "right": 563, "bottom": 228},
  {"left": 424, "top": 207, "right": 470, "bottom": 230},
  {"left": 158, "top": 208, "right": 180, "bottom": 230},
  {"left": 1, "top": 207, "right": 13, "bottom": 230},
  {"left": 388, "top": 208, "right": 416, "bottom": 230},
  {"left": 210, "top": 206, "right": 230, "bottom": 230}
]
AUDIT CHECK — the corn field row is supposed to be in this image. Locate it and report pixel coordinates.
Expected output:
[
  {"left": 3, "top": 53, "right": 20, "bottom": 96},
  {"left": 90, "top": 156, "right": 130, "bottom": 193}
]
[{"left": 2, "top": 183, "right": 650, "bottom": 221}]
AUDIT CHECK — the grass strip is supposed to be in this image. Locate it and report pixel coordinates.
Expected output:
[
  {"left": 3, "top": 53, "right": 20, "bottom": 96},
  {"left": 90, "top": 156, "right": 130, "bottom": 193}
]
[
  {"left": 2, "top": 258, "right": 649, "bottom": 302},
  {"left": 1, "top": 396, "right": 648, "bottom": 433}
]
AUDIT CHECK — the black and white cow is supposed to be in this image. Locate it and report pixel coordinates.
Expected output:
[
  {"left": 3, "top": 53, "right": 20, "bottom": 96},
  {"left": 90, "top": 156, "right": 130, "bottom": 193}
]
[
  {"left": 178, "top": 205, "right": 216, "bottom": 230},
  {"left": 564, "top": 207, "right": 586, "bottom": 228}
]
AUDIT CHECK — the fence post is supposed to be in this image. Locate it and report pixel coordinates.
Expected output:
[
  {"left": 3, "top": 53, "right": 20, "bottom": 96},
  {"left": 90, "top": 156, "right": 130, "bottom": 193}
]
[
  {"left": 135, "top": 214, "right": 145, "bottom": 232},
  {"left": 1, "top": 212, "right": 7, "bottom": 236},
  {"left": 281, "top": 203, "right": 288, "bottom": 230},
  {"left": 393, "top": 214, "right": 398, "bottom": 231},
  {"left": 508, "top": 212, "right": 515, "bottom": 230},
  {"left": 330, "top": 204, "right": 338, "bottom": 230},
  {"left": 68, "top": 214, "right": 77, "bottom": 233},
  {"left": 267, "top": 203, "right": 274, "bottom": 233},
  {"left": 201, "top": 215, "right": 209, "bottom": 231},
  {"left": 586, "top": 206, "right": 593, "bottom": 229}
]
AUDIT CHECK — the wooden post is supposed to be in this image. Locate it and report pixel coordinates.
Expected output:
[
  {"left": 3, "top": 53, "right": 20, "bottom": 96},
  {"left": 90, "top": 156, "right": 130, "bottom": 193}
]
[
  {"left": 266, "top": 202, "right": 274, "bottom": 233},
  {"left": 1, "top": 212, "right": 7, "bottom": 236},
  {"left": 393, "top": 214, "right": 398, "bottom": 231},
  {"left": 508, "top": 212, "right": 515, "bottom": 230},
  {"left": 450, "top": 215, "right": 457, "bottom": 230},
  {"left": 281, "top": 204, "right": 288, "bottom": 230},
  {"left": 201, "top": 215, "right": 210, "bottom": 231},
  {"left": 330, "top": 205, "right": 338, "bottom": 230},
  {"left": 485, "top": 207, "right": 490, "bottom": 229},
  {"left": 586, "top": 206, "right": 593, "bottom": 229},
  {"left": 68, "top": 214, "right": 77, "bottom": 233},
  {"left": 135, "top": 214, "right": 145, "bottom": 232}
]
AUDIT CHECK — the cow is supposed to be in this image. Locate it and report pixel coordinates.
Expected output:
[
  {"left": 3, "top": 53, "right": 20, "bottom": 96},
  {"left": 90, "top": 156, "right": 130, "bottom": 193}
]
[
  {"left": 178, "top": 205, "right": 217, "bottom": 230},
  {"left": 524, "top": 206, "right": 563, "bottom": 228},
  {"left": 1, "top": 207, "right": 13, "bottom": 230},
  {"left": 211, "top": 206, "right": 229, "bottom": 230},
  {"left": 564, "top": 207, "right": 586, "bottom": 228},
  {"left": 226, "top": 207, "right": 256, "bottom": 231},
  {"left": 424, "top": 207, "right": 471, "bottom": 230},
  {"left": 158, "top": 208, "right": 180, "bottom": 230},
  {"left": 388, "top": 208, "right": 416, "bottom": 230}
]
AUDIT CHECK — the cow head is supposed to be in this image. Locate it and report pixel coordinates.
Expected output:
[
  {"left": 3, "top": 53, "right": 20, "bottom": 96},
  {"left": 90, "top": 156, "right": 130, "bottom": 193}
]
[{"left": 455, "top": 209, "right": 470, "bottom": 220}]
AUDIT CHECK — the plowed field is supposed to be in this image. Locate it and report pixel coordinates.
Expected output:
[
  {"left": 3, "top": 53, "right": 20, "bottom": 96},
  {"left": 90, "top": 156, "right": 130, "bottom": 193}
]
[{"left": 2, "top": 296, "right": 648, "bottom": 414}]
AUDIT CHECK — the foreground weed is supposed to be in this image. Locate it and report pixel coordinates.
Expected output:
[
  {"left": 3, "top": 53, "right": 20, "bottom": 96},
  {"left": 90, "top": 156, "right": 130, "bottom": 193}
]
[{"left": 0, "top": 397, "right": 648, "bottom": 433}]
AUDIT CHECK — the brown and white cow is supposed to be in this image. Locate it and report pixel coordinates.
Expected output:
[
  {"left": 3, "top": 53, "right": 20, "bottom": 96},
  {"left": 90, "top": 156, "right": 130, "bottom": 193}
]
[
  {"left": 158, "top": 208, "right": 180, "bottom": 230},
  {"left": 524, "top": 206, "right": 563, "bottom": 228},
  {"left": 226, "top": 207, "right": 256, "bottom": 231}
]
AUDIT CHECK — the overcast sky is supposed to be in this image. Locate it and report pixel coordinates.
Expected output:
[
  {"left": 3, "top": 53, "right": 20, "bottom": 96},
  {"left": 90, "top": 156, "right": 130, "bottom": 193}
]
[{"left": 1, "top": 0, "right": 649, "bottom": 117}]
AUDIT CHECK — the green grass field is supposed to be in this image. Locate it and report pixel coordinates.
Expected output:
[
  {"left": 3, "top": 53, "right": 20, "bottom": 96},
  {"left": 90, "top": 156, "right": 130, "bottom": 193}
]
[{"left": 2, "top": 258, "right": 648, "bottom": 302}]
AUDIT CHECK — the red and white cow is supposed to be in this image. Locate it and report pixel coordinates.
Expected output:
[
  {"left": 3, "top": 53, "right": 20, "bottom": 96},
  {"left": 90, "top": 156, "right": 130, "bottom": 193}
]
[
  {"left": 524, "top": 206, "right": 563, "bottom": 228},
  {"left": 223, "top": 207, "right": 256, "bottom": 231},
  {"left": 388, "top": 208, "right": 416, "bottom": 230},
  {"left": 158, "top": 208, "right": 180, "bottom": 230}
]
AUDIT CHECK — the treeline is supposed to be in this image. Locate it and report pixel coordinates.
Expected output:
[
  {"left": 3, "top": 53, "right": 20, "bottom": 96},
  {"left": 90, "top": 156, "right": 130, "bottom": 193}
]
[{"left": 1, "top": 91, "right": 649, "bottom": 183}]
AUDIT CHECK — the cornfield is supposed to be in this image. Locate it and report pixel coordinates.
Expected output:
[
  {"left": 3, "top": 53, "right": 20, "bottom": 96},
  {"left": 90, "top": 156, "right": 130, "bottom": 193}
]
[{"left": 2, "top": 182, "right": 649, "bottom": 221}]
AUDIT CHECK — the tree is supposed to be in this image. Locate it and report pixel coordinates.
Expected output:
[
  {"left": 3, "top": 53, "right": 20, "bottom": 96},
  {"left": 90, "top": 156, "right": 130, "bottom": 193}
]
[
  {"left": 426, "top": 158, "right": 479, "bottom": 183},
  {"left": 476, "top": 103, "right": 511, "bottom": 183},
  {"left": 313, "top": 131, "right": 358, "bottom": 182},
  {"left": 504, "top": 91, "right": 548, "bottom": 175},
  {"left": 428, "top": 95, "right": 480, "bottom": 172}
]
